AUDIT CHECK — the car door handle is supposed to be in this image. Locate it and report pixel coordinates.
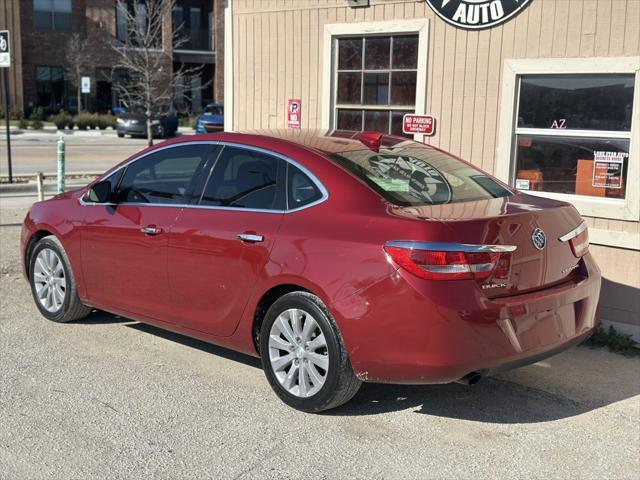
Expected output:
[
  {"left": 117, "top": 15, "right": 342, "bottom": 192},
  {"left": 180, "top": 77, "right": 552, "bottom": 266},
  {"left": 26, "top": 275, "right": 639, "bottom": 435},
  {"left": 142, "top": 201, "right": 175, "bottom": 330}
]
[
  {"left": 140, "top": 225, "right": 162, "bottom": 235},
  {"left": 237, "top": 233, "right": 264, "bottom": 243}
]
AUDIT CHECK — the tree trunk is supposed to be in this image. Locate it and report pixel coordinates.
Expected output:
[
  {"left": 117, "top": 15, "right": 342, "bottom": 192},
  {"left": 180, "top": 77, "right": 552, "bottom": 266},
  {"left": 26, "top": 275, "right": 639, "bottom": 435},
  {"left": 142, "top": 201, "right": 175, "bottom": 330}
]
[{"left": 146, "top": 118, "right": 153, "bottom": 147}]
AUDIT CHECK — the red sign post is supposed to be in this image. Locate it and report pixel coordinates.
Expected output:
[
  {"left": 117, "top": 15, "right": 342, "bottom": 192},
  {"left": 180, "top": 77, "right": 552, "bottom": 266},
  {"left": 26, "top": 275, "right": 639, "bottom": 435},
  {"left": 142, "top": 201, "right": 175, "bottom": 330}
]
[
  {"left": 287, "top": 98, "right": 301, "bottom": 129},
  {"left": 402, "top": 114, "right": 435, "bottom": 136}
]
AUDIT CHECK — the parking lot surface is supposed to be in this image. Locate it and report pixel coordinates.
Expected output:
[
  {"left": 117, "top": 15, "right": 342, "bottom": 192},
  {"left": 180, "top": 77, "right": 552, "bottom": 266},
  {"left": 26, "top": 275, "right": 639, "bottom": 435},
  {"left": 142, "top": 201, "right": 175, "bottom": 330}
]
[{"left": 1, "top": 202, "right": 639, "bottom": 479}]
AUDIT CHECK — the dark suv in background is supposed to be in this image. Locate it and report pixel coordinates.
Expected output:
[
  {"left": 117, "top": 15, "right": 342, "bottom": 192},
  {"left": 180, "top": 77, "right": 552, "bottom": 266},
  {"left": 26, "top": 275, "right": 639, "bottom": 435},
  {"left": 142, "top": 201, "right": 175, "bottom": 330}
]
[{"left": 116, "top": 107, "right": 179, "bottom": 139}]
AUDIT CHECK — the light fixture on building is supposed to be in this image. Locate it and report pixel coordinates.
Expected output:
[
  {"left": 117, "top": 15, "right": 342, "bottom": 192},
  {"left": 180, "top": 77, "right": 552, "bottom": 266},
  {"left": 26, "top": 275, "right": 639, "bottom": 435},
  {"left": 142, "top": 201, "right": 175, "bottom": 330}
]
[{"left": 347, "top": 0, "right": 369, "bottom": 7}]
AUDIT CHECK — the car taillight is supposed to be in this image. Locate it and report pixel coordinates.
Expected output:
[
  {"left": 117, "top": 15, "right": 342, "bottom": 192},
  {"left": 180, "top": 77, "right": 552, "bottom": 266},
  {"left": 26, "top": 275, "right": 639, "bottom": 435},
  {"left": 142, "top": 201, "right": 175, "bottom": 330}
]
[
  {"left": 569, "top": 229, "right": 589, "bottom": 257},
  {"left": 560, "top": 222, "right": 589, "bottom": 258},
  {"left": 383, "top": 243, "right": 514, "bottom": 281}
]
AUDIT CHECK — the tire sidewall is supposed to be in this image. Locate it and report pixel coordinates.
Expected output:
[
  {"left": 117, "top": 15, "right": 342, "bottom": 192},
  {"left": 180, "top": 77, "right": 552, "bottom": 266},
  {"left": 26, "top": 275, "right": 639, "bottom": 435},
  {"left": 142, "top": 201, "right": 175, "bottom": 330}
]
[
  {"left": 29, "top": 238, "right": 74, "bottom": 322},
  {"left": 260, "top": 293, "right": 344, "bottom": 412}
]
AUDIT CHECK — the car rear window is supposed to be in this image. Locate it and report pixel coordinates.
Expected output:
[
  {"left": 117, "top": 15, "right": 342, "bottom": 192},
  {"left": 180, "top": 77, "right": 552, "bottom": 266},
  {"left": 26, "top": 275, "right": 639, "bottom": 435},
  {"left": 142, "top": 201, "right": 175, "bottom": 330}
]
[
  {"left": 329, "top": 147, "right": 512, "bottom": 206},
  {"left": 204, "top": 105, "right": 223, "bottom": 115}
]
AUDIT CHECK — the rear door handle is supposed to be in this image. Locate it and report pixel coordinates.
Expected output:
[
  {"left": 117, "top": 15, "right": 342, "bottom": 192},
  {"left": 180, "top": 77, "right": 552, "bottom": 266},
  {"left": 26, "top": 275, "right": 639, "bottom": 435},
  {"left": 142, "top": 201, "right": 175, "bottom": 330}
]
[
  {"left": 140, "top": 225, "right": 162, "bottom": 235},
  {"left": 237, "top": 233, "right": 264, "bottom": 243}
]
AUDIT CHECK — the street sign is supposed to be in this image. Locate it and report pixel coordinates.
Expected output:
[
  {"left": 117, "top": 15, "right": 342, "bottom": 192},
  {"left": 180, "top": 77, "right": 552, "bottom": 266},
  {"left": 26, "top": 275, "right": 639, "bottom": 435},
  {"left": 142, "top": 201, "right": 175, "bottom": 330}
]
[
  {"left": 0, "top": 30, "right": 12, "bottom": 182},
  {"left": 402, "top": 114, "right": 435, "bottom": 136},
  {"left": 287, "top": 98, "right": 301, "bottom": 129},
  {"left": 0, "top": 30, "right": 10, "bottom": 67},
  {"left": 81, "top": 76, "right": 91, "bottom": 93}
]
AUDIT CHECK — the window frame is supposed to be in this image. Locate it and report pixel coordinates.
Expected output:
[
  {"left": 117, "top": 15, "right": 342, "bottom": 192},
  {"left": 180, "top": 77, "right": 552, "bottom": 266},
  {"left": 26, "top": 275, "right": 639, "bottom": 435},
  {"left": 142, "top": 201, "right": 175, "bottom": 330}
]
[
  {"left": 332, "top": 35, "right": 419, "bottom": 136},
  {"left": 197, "top": 145, "right": 287, "bottom": 211},
  {"left": 286, "top": 162, "right": 324, "bottom": 211},
  {"left": 81, "top": 142, "right": 329, "bottom": 214},
  {"left": 322, "top": 19, "right": 429, "bottom": 142},
  {"left": 114, "top": 143, "right": 217, "bottom": 206},
  {"left": 497, "top": 57, "right": 640, "bottom": 224}
]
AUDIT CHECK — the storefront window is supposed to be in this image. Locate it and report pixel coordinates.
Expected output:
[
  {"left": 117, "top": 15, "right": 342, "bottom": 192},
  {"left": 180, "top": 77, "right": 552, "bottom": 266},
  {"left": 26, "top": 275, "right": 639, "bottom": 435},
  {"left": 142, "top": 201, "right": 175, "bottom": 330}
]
[
  {"left": 36, "top": 66, "right": 66, "bottom": 113},
  {"left": 514, "top": 74, "right": 635, "bottom": 199},
  {"left": 334, "top": 35, "right": 418, "bottom": 136}
]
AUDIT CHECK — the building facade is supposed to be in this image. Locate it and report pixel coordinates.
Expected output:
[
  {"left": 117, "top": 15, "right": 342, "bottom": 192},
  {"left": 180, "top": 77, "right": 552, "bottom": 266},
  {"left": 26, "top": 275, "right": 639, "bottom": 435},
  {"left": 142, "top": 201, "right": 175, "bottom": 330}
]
[
  {"left": 225, "top": 0, "right": 640, "bottom": 339},
  {"left": 0, "top": 0, "right": 224, "bottom": 115}
]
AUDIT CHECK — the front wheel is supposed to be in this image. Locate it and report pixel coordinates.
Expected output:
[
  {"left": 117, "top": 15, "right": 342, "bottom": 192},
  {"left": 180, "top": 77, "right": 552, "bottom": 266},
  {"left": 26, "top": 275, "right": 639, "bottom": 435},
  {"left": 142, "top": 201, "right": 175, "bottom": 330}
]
[
  {"left": 259, "top": 292, "right": 361, "bottom": 412},
  {"left": 29, "top": 236, "right": 92, "bottom": 323}
]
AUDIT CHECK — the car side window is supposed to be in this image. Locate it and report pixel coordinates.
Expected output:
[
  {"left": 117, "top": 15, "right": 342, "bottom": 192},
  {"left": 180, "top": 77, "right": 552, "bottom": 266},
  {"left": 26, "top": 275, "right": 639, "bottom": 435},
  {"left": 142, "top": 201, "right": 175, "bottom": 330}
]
[
  {"left": 115, "top": 145, "right": 213, "bottom": 205},
  {"left": 200, "top": 147, "right": 286, "bottom": 210},
  {"left": 287, "top": 164, "right": 323, "bottom": 209}
]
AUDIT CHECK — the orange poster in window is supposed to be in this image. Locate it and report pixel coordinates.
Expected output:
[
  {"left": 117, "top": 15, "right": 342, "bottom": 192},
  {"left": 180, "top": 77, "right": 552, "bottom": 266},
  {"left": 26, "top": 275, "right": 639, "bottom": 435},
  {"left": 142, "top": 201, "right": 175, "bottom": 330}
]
[{"left": 576, "top": 160, "right": 603, "bottom": 197}]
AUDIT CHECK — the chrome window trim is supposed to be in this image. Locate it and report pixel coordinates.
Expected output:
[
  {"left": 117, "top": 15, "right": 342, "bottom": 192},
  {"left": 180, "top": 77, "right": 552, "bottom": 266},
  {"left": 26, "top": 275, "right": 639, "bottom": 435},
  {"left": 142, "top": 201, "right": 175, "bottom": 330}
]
[
  {"left": 385, "top": 241, "right": 518, "bottom": 253},
  {"left": 558, "top": 222, "right": 588, "bottom": 242},
  {"left": 79, "top": 140, "right": 329, "bottom": 214}
]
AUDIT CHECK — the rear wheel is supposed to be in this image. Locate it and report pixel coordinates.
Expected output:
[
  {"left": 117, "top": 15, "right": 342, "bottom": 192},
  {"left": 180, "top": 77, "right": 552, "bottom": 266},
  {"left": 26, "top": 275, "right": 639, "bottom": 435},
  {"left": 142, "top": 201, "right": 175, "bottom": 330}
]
[
  {"left": 117, "top": 132, "right": 124, "bottom": 138},
  {"left": 259, "top": 292, "right": 361, "bottom": 412},
  {"left": 29, "top": 236, "right": 92, "bottom": 323}
]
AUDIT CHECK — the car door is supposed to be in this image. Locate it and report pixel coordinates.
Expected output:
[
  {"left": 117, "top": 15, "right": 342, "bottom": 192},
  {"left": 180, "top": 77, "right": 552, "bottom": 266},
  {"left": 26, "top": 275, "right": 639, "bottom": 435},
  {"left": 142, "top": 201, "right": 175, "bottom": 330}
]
[
  {"left": 81, "top": 143, "right": 217, "bottom": 320},
  {"left": 168, "top": 145, "right": 286, "bottom": 336}
]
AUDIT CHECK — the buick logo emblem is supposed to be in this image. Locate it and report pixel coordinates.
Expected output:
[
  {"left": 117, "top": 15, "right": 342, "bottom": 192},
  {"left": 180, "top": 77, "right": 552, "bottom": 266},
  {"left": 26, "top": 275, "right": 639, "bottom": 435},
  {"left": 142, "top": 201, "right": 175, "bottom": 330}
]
[
  {"left": 531, "top": 228, "right": 547, "bottom": 250},
  {"left": 424, "top": 0, "right": 533, "bottom": 30}
]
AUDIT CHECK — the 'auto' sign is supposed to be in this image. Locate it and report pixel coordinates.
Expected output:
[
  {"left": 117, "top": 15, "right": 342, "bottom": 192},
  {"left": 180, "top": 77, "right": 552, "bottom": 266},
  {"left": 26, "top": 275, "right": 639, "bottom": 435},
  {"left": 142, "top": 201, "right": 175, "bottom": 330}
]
[{"left": 424, "top": 0, "right": 532, "bottom": 30}]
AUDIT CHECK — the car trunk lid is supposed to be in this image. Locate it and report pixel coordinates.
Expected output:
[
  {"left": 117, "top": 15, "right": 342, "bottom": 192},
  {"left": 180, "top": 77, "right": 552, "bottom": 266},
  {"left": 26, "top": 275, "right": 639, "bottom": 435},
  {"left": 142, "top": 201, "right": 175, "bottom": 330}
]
[{"left": 388, "top": 193, "right": 586, "bottom": 297}]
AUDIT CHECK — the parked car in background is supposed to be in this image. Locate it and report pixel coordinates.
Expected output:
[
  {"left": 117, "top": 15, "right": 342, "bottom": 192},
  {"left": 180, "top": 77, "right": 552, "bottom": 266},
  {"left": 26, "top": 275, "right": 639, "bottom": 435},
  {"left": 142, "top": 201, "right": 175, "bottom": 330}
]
[
  {"left": 195, "top": 103, "right": 224, "bottom": 134},
  {"left": 21, "top": 130, "right": 601, "bottom": 413},
  {"left": 116, "top": 108, "right": 179, "bottom": 139}
]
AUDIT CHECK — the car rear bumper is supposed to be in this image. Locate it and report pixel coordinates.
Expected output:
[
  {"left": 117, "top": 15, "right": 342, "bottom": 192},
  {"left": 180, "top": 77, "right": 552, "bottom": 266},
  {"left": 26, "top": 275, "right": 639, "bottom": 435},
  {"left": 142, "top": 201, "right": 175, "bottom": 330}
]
[{"left": 333, "top": 253, "right": 601, "bottom": 384}]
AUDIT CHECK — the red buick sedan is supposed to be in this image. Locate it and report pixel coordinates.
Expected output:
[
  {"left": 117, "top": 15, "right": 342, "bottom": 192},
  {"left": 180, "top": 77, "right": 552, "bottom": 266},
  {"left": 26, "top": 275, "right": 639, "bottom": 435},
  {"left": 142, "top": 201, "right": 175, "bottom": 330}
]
[{"left": 21, "top": 130, "right": 600, "bottom": 412}]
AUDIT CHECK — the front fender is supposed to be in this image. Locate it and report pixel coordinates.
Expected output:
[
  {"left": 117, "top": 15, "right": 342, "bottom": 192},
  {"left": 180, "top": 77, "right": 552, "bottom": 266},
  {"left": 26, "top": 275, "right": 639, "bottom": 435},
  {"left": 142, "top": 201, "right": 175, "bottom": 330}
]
[{"left": 21, "top": 194, "right": 87, "bottom": 300}]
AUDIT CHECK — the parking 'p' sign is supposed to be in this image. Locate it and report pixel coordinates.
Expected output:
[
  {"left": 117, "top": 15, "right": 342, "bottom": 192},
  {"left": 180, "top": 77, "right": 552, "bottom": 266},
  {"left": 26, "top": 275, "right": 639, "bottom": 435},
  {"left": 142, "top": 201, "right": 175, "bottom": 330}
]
[
  {"left": 0, "top": 31, "right": 10, "bottom": 68},
  {"left": 402, "top": 114, "right": 435, "bottom": 136},
  {"left": 287, "top": 98, "right": 301, "bottom": 129}
]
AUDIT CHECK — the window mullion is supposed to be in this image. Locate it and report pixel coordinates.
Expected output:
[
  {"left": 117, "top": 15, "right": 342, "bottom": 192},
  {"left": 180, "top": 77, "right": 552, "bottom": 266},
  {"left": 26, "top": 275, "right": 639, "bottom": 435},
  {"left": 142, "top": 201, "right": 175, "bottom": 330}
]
[{"left": 515, "top": 128, "right": 631, "bottom": 139}]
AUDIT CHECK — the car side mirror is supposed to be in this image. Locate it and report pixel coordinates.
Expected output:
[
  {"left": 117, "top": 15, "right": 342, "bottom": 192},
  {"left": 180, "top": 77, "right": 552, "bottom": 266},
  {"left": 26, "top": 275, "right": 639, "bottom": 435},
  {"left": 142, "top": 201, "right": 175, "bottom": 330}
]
[{"left": 87, "top": 180, "right": 112, "bottom": 203}]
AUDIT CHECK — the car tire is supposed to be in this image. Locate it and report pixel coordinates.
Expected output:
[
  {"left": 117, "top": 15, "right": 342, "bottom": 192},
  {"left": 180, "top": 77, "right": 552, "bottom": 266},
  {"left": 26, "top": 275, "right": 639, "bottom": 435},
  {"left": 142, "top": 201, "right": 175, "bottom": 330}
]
[
  {"left": 259, "top": 291, "right": 361, "bottom": 412},
  {"left": 29, "top": 236, "right": 92, "bottom": 323},
  {"left": 117, "top": 132, "right": 124, "bottom": 138}
]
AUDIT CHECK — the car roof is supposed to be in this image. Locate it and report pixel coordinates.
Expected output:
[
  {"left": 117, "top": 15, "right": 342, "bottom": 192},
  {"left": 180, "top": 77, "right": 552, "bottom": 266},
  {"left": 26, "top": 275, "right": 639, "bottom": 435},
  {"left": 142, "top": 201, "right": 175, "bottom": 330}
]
[{"left": 164, "top": 129, "right": 418, "bottom": 156}]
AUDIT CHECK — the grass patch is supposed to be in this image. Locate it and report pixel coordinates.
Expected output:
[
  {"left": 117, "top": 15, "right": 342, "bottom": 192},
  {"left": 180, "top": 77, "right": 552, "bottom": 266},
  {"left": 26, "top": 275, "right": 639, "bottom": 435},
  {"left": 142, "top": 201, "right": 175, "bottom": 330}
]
[{"left": 584, "top": 325, "right": 640, "bottom": 357}]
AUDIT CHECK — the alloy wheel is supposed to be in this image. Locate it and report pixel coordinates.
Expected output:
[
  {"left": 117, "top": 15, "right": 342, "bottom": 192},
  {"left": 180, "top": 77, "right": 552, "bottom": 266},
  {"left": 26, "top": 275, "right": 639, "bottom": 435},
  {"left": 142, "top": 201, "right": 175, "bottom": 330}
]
[
  {"left": 268, "top": 308, "right": 329, "bottom": 398},
  {"left": 33, "top": 248, "right": 66, "bottom": 313}
]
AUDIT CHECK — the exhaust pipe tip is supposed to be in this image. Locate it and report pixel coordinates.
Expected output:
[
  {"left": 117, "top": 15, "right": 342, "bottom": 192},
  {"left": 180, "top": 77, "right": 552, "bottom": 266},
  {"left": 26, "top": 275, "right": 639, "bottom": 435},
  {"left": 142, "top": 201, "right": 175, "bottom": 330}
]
[{"left": 455, "top": 372, "right": 483, "bottom": 386}]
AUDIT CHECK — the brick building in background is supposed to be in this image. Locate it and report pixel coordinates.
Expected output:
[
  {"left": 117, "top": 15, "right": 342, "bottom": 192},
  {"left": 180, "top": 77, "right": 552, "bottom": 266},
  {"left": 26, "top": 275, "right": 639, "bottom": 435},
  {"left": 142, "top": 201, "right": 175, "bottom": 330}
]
[{"left": 0, "top": 0, "right": 224, "bottom": 116}]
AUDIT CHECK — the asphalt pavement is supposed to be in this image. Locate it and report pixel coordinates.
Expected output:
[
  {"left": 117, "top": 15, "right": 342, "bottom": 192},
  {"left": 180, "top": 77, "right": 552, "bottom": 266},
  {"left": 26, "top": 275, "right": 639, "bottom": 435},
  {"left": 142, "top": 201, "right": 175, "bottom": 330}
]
[{"left": 1, "top": 198, "right": 639, "bottom": 479}]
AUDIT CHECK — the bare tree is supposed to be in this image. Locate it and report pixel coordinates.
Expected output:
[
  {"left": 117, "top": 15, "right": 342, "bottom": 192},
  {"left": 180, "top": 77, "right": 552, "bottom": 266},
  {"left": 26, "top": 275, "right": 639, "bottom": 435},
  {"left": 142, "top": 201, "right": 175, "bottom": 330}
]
[
  {"left": 65, "top": 33, "right": 91, "bottom": 113},
  {"left": 111, "top": 0, "right": 209, "bottom": 146}
]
